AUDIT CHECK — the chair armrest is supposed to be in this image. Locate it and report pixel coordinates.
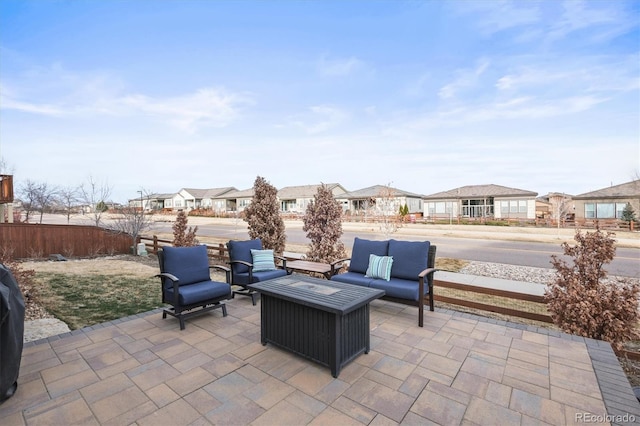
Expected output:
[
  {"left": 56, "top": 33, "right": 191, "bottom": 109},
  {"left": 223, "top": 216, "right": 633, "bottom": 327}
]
[
  {"left": 229, "top": 260, "right": 253, "bottom": 268},
  {"left": 274, "top": 255, "right": 287, "bottom": 269},
  {"left": 155, "top": 273, "right": 181, "bottom": 306},
  {"left": 210, "top": 265, "right": 231, "bottom": 283},
  {"left": 155, "top": 272, "right": 179, "bottom": 282}
]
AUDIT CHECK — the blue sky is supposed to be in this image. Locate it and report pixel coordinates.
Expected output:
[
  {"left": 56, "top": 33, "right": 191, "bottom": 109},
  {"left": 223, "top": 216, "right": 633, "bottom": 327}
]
[{"left": 1, "top": 0, "right": 638, "bottom": 203}]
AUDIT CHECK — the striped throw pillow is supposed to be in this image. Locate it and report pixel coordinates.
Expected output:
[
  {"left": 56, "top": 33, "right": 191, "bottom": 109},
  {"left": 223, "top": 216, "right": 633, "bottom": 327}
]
[
  {"left": 251, "top": 249, "right": 276, "bottom": 272},
  {"left": 365, "top": 254, "right": 393, "bottom": 281}
]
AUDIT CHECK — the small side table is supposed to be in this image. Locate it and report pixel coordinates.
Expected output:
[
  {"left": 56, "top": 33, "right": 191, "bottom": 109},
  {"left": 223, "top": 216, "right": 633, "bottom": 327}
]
[{"left": 286, "top": 260, "right": 334, "bottom": 279}]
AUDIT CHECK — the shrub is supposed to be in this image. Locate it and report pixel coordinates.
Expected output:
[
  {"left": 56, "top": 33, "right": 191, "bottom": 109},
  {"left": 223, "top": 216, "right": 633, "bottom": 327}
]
[
  {"left": 172, "top": 210, "right": 198, "bottom": 246},
  {"left": 302, "top": 184, "right": 347, "bottom": 263},
  {"left": 244, "top": 176, "right": 286, "bottom": 255},
  {"left": 0, "top": 248, "right": 38, "bottom": 318},
  {"left": 622, "top": 203, "right": 636, "bottom": 223},
  {"left": 545, "top": 227, "right": 640, "bottom": 352}
]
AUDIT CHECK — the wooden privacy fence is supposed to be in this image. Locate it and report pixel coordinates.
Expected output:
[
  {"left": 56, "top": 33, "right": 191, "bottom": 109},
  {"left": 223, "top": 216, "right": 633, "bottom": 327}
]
[{"left": 0, "top": 223, "right": 133, "bottom": 259}]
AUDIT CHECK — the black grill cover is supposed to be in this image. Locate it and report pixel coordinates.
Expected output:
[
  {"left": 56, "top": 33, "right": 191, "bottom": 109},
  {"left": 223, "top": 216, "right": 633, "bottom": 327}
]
[{"left": 0, "top": 263, "right": 25, "bottom": 404}]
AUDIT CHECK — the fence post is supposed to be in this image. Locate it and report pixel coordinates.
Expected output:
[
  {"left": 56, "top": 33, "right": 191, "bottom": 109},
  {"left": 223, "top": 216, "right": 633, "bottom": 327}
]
[{"left": 153, "top": 235, "right": 158, "bottom": 254}]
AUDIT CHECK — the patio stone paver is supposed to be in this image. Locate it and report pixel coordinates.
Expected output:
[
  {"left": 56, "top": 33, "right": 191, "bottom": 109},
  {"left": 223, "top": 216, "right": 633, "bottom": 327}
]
[{"left": 2, "top": 297, "right": 639, "bottom": 425}]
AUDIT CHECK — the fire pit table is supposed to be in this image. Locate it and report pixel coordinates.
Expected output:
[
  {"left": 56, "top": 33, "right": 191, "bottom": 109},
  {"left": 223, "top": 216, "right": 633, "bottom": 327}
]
[{"left": 248, "top": 275, "right": 385, "bottom": 377}]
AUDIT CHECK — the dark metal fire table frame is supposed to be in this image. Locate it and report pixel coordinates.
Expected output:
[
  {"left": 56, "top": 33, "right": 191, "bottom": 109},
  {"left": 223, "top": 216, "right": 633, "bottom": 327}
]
[{"left": 248, "top": 276, "right": 385, "bottom": 377}]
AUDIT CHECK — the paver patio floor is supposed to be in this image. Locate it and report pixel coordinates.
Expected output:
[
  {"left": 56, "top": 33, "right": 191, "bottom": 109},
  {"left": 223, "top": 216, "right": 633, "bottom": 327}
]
[{"left": 2, "top": 295, "right": 639, "bottom": 425}]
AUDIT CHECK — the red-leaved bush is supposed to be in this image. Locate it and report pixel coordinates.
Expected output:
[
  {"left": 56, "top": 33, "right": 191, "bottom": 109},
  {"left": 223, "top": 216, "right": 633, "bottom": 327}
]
[
  {"left": 545, "top": 227, "right": 640, "bottom": 352},
  {"left": 302, "top": 184, "right": 347, "bottom": 263},
  {"left": 172, "top": 210, "right": 198, "bottom": 247},
  {"left": 244, "top": 176, "right": 286, "bottom": 255}
]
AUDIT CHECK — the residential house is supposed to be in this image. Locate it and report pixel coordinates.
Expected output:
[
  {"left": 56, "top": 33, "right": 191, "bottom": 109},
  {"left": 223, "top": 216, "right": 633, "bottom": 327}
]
[
  {"left": 572, "top": 180, "right": 640, "bottom": 220},
  {"left": 216, "top": 188, "right": 254, "bottom": 213},
  {"left": 423, "top": 184, "right": 538, "bottom": 220},
  {"left": 536, "top": 193, "right": 575, "bottom": 221},
  {"left": 341, "top": 185, "right": 424, "bottom": 216},
  {"left": 171, "top": 187, "right": 236, "bottom": 211},
  {"left": 278, "top": 184, "right": 349, "bottom": 213}
]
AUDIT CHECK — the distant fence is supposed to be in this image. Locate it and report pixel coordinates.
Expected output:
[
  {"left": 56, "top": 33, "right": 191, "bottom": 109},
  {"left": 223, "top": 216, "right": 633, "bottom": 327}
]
[
  {"left": 0, "top": 223, "right": 133, "bottom": 259},
  {"left": 140, "top": 235, "right": 231, "bottom": 265}
]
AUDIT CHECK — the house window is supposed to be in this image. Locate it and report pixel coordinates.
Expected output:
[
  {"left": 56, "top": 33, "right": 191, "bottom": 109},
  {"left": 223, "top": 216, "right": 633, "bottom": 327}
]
[
  {"left": 596, "top": 203, "right": 615, "bottom": 218},
  {"left": 500, "top": 201, "right": 509, "bottom": 214},
  {"left": 585, "top": 203, "right": 595, "bottom": 218},
  {"left": 616, "top": 203, "right": 626, "bottom": 219},
  {"left": 519, "top": 200, "right": 527, "bottom": 213}
]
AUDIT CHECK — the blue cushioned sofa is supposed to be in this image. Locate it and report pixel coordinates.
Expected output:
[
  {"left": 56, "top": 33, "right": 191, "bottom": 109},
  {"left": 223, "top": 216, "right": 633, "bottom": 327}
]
[{"left": 330, "top": 238, "right": 437, "bottom": 327}]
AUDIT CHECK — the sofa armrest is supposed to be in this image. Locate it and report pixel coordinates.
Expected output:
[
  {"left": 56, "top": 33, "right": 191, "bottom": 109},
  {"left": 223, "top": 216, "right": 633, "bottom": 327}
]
[
  {"left": 418, "top": 267, "right": 437, "bottom": 279},
  {"left": 330, "top": 257, "right": 351, "bottom": 275}
]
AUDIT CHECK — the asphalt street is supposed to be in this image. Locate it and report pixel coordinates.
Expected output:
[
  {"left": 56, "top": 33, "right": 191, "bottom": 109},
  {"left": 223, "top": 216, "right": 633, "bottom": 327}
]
[
  {"left": 35, "top": 214, "right": 639, "bottom": 277},
  {"left": 148, "top": 217, "right": 640, "bottom": 278}
]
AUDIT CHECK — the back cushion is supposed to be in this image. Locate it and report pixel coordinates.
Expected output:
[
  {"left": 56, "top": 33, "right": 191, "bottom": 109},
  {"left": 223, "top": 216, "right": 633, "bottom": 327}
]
[
  {"left": 162, "top": 245, "right": 210, "bottom": 286},
  {"left": 228, "top": 239, "right": 262, "bottom": 274},
  {"left": 388, "top": 239, "right": 430, "bottom": 280},
  {"left": 349, "top": 238, "right": 389, "bottom": 274}
]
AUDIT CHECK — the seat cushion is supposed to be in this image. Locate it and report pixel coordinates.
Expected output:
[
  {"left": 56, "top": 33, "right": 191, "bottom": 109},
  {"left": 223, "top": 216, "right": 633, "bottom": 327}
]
[
  {"left": 349, "top": 238, "right": 389, "bottom": 274},
  {"left": 369, "top": 277, "right": 427, "bottom": 301},
  {"left": 251, "top": 249, "right": 276, "bottom": 271},
  {"left": 330, "top": 272, "right": 374, "bottom": 287},
  {"left": 388, "top": 240, "right": 430, "bottom": 280},
  {"left": 162, "top": 245, "right": 211, "bottom": 286},
  {"left": 365, "top": 254, "right": 393, "bottom": 281},
  {"left": 165, "top": 280, "right": 231, "bottom": 306},
  {"left": 228, "top": 239, "right": 262, "bottom": 274}
]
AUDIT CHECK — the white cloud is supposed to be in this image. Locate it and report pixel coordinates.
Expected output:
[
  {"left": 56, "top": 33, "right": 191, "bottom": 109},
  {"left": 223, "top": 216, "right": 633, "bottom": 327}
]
[
  {"left": 546, "top": 0, "right": 634, "bottom": 43},
  {"left": 0, "top": 64, "right": 253, "bottom": 133},
  {"left": 284, "top": 104, "right": 349, "bottom": 134},
  {"left": 438, "top": 58, "right": 490, "bottom": 100},
  {"left": 118, "top": 88, "right": 253, "bottom": 133},
  {"left": 450, "top": 0, "right": 541, "bottom": 36},
  {"left": 317, "top": 55, "right": 366, "bottom": 77}
]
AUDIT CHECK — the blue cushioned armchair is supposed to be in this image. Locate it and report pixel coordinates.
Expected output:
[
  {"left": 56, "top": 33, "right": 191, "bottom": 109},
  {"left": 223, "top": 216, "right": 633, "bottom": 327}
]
[
  {"left": 227, "top": 239, "right": 288, "bottom": 305},
  {"left": 157, "top": 245, "right": 232, "bottom": 330}
]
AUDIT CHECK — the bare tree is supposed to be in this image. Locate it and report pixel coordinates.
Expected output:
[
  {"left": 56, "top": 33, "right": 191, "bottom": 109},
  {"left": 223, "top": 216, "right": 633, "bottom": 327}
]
[
  {"left": 79, "top": 176, "right": 112, "bottom": 227},
  {"left": 33, "top": 182, "right": 59, "bottom": 223},
  {"left": 110, "top": 198, "right": 155, "bottom": 254},
  {"left": 58, "top": 186, "right": 80, "bottom": 224},
  {"left": 18, "top": 180, "right": 58, "bottom": 223},
  {"left": 376, "top": 183, "right": 402, "bottom": 237},
  {"left": 548, "top": 192, "right": 573, "bottom": 232}
]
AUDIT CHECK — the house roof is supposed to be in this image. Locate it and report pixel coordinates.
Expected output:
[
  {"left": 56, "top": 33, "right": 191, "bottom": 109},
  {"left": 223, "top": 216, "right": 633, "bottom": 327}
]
[
  {"left": 342, "top": 185, "right": 423, "bottom": 199},
  {"left": 278, "top": 183, "right": 346, "bottom": 199},
  {"left": 423, "top": 184, "right": 537, "bottom": 200},
  {"left": 217, "top": 188, "right": 254, "bottom": 198},
  {"left": 573, "top": 180, "right": 640, "bottom": 199},
  {"left": 180, "top": 187, "right": 236, "bottom": 199}
]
